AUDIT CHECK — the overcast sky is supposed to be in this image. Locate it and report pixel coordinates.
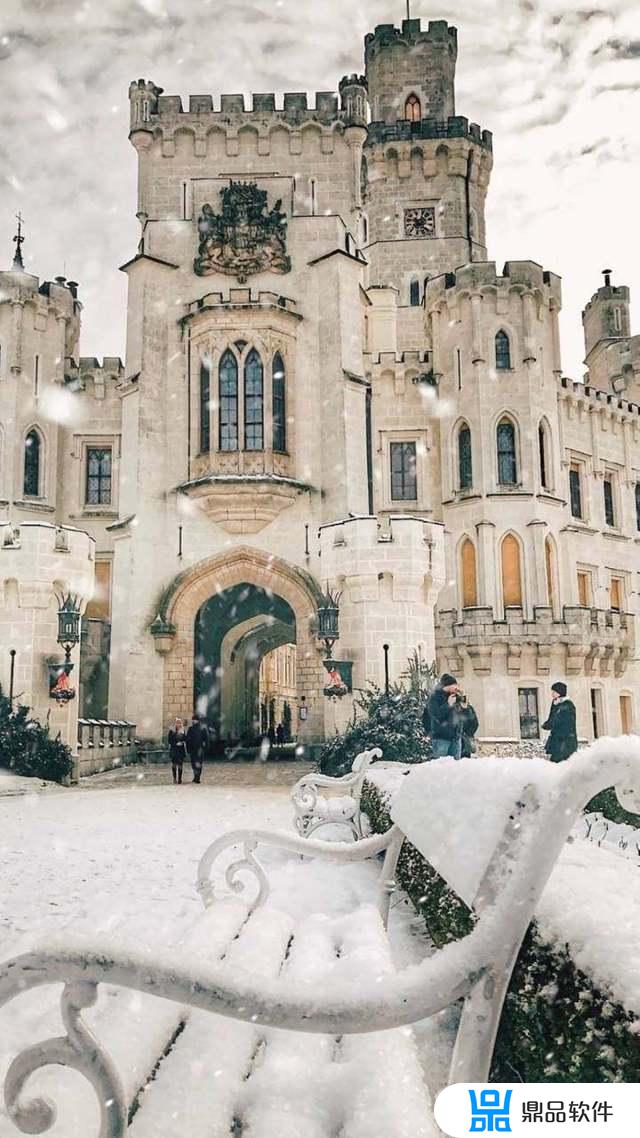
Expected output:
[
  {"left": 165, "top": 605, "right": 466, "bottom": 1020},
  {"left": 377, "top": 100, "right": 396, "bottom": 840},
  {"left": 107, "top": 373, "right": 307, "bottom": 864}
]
[{"left": 1, "top": 0, "right": 638, "bottom": 379}]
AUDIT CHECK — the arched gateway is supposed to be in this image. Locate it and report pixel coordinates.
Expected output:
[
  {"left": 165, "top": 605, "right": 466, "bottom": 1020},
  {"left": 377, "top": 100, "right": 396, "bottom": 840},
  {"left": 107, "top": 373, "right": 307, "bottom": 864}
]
[{"left": 154, "top": 547, "right": 325, "bottom": 745}]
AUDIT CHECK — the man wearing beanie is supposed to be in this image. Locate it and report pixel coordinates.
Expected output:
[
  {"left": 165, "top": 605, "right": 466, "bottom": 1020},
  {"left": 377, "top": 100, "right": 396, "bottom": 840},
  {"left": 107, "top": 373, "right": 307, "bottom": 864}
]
[
  {"left": 427, "top": 673, "right": 464, "bottom": 759},
  {"left": 542, "top": 682, "right": 578, "bottom": 762}
]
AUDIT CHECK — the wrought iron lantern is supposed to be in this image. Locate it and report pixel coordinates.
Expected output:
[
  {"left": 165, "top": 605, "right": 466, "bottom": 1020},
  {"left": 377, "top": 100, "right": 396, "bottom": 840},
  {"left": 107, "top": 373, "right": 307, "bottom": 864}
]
[
  {"left": 317, "top": 587, "right": 341, "bottom": 658},
  {"left": 56, "top": 593, "right": 81, "bottom": 664}
]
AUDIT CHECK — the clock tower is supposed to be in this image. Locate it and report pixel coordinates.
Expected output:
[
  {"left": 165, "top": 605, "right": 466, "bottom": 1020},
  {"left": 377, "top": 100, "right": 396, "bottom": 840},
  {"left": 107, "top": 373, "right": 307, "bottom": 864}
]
[{"left": 362, "top": 18, "right": 493, "bottom": 305}]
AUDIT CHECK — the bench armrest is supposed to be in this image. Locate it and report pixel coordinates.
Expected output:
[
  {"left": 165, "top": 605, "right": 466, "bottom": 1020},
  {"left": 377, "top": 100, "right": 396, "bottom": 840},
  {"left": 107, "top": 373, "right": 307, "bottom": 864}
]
[{"left": 196, "top": 826, "right": 397, "bottom": 911}]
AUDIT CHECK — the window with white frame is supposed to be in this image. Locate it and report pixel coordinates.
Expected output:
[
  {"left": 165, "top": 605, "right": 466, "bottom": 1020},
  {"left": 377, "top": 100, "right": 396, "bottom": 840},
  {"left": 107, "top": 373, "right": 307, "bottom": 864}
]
[
  {"left": 390, "top": 441, "right": 417, "bottom": 501},
  {"left": 85, "top": 447, "right": 112, "bottom": 506}
]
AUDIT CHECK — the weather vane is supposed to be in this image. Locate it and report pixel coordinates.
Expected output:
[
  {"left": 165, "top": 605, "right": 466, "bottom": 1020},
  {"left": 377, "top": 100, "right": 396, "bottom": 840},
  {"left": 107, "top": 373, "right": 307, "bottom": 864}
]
[{"left": 12, "top": 211, "right": 24, "bottom": 269}]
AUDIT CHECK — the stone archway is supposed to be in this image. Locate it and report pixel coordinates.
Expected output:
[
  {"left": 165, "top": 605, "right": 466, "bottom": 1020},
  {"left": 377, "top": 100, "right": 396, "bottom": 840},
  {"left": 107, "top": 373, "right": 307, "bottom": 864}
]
[{"left": 156, "top": 547, "right": 325, "bottom": 743}]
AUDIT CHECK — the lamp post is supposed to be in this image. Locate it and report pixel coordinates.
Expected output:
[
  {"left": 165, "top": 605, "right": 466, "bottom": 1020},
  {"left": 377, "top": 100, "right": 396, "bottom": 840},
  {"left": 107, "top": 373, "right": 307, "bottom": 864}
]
[
  {"left": 8, "top": 649, "right": 16, "bottom": 707},
  {"left": 317, "top": 587, "right": 341, "bottom": 659},
  {"left": 383, "top": 643, "right": 390, "bottom": 696},
  {"left": 56, "top": 593, "right": 81, "bottom": 665}
]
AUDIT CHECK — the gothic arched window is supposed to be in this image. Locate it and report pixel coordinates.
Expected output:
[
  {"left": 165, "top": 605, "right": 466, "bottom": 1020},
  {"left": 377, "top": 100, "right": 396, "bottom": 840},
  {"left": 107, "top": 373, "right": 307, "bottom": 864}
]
[
  {"left": 219, "top": 350, "right": 238, "bottom": 452},
  {"left": 458, "top": 424, "right": 473, "bottom": 489},
  {"left": 24, "top": 429, "right": 41, "bottom": 497},
  {"left": 405, "top": 93, "right": 421, "bottom": 122},
  {"left": 497, "top": 418, "right": 517, "bottom": 485},
  {"left": 272, "top": 353, "right": 286, "bottom": 452},
  {"left": 501, "top": 534, "right": 523, "bottom": 607},
  {"left": 460, "top": 538, "right": 478, "bottom": 608},
  {"left": 538, "top": 421, "right": 551, "bottom": 490},
  {"left": 409, "top": 279, "right": 420, "bottom": 306},
  {"left": 199, "top": 358, "right": 211, "bottom": 453},
  {"left": 495, "top": 330, "right": 512, "bottom": 370},
  {"left": 244, "top": 348, "right": 264, "bottom": 451}
]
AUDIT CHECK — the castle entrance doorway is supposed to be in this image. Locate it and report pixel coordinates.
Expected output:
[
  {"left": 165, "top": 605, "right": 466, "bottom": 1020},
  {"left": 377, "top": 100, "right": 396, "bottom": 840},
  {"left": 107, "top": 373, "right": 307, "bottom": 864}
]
[
  {"left": 159, "top": 546, "right": 324, "bottom": 747},
  {"left": 194, "top": 583, "right": 296, "bottom": 745}
]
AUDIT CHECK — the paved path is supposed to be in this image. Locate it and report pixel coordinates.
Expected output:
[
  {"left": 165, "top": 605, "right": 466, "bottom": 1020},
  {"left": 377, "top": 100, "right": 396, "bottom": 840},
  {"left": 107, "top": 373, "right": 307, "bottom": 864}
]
[{"left": 79, "top": 759, "right": 314, "bottom": 790}]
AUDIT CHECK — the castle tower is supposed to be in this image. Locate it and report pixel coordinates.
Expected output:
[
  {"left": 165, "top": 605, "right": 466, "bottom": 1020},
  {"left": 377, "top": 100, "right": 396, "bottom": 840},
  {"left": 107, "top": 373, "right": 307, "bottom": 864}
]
[
  {"left": 362, "top": 19, "right": 493, "bottom": 309},
  {"left": 582, "top": 270, "right": 638, "bottom": 396}
]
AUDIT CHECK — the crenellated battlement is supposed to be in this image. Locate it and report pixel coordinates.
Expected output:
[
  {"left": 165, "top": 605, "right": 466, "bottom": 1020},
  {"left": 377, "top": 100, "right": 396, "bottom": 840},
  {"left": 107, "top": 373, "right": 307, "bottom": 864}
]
[
  {"left": 129, "top": 80, "right": 346, "bottom": 135},
  {"left": 367, "top": 115, "right": 492, "bottom": 152},
  {"left": 559, "top": 373, "right": 640, "bottom": 418},
  {"left": 426, "top": 260, "right": 562, "bottom": 307},
  {"left": 181, "top": 288, "right": 300, "bottom": 325},
  {"left": 365, "top": 19, "right": 457, "bottom": 59},
  {"left": 582, "top": 283, "right": 630, "bottom": 318}
]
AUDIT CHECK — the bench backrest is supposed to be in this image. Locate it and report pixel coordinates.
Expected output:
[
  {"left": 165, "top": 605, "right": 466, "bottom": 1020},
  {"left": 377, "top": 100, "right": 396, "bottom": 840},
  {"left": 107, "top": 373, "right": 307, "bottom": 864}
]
[
  {"left": 390, "top": 754, "right": 580, "bottom": 908},
  {"left": 352, "top": 747, "right": 382, "bottom": 776}
]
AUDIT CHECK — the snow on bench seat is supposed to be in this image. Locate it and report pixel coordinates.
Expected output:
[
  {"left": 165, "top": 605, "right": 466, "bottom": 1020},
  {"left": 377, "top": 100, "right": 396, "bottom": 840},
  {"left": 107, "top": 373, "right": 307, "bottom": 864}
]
[{"left": 127, "top": 903, "right": 433, "bottom": 1137}]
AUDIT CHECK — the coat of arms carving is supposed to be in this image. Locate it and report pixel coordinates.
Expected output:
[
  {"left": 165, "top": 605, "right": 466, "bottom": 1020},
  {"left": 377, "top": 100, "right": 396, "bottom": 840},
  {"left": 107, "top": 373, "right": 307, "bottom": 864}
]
[{"left": 194, "top": 181, "right": 292, "bottom": 282}]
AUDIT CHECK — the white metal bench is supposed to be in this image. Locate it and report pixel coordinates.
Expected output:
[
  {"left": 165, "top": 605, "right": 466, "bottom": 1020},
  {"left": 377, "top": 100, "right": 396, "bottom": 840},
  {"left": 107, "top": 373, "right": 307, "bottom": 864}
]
[
  {"left": 1, "top": 737, "right": 638, "bottom": 1137},
  {"left": 290, "top": 747, "right": 382, "bottom": 838}
]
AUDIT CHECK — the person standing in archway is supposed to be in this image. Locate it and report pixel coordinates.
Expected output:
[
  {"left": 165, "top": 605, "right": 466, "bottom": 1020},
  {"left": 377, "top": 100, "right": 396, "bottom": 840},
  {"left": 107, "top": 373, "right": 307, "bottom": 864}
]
[{"left": 186, "top": 714, "right": 209, "bottom": 783}]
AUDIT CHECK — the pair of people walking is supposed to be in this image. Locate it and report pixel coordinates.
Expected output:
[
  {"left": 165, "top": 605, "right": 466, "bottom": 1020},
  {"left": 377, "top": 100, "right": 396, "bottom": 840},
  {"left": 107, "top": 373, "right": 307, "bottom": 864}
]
[{"left": 167, "top": 714, "right": 209, "bottom": 784}]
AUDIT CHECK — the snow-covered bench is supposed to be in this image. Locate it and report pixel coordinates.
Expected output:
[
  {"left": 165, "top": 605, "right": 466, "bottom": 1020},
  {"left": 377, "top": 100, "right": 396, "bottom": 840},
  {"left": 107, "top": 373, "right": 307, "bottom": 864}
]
[
  {"left": 291, "top": 747, "right": 382, "bottom": 838},
  {"left": 1, "top": 737, "right": 638, "bottom": 1137}
]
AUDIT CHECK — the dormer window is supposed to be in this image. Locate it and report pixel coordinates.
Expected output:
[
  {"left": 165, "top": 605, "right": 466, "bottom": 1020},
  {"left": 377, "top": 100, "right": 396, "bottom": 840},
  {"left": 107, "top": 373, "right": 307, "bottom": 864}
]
[{"left": 405, "top": 94, "right": 421, "bottom": 123}]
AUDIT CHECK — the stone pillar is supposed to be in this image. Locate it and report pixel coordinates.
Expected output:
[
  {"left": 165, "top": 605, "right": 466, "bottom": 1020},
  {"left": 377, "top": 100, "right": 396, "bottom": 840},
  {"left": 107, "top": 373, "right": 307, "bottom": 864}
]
[
  {"left": 522, "top": 291, "right": 537, "bottom": 363},
  {"left": 475, "top": 520, "right": 496, "bottom": 610},
  {"left": 10, "top": 300, "right": 24, "bottom": 374},
  {"left": 470, "top": 293, "right": 484, "bottom": 363}
]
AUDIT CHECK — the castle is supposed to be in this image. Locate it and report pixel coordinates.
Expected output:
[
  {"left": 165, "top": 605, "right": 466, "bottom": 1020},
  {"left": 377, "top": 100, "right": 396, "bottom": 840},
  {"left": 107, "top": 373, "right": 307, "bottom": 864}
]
[{"left": 1, "top": 17, "right": 639, "bottom": 763}]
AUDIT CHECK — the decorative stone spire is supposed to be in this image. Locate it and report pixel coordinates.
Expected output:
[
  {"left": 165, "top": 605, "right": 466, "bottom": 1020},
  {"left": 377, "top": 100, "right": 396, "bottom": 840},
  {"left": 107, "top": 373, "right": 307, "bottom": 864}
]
[{"left": 12, "top": 211, "right": 25, "bottom": 269}]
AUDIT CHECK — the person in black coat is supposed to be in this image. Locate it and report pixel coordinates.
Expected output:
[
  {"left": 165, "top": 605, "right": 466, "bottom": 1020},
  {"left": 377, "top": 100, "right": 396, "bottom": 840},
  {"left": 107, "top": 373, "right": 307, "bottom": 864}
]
[
  {"left": 167, "top": 717, "right": 187, "bottom": 784},
  {"left": 185, "top": 714, "right": 209, "bottom": 783},
  {"left": 427, "top": 674, "right": 464, "bottom": 759},
  {"left": 459, "top": 696, "right": 479, "bottom": 758},
  {"left": 542, "top": 682, "right": 578, "bottom": 762}
]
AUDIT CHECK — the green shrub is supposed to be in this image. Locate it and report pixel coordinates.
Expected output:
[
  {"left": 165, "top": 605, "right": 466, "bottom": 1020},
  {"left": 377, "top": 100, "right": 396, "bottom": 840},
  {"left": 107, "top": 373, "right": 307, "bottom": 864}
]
[
  {"left": 319, "top": 652, "right": 436, "bottom": 776},
  {"left": 0, "top": 686, "right": 73, "bottom": 784},
  {"left": 361, "top": 779, "right": 640, "bottom": 1081},
  {"left": 586, "top": 786, "right": 640, "bottom": 829}
]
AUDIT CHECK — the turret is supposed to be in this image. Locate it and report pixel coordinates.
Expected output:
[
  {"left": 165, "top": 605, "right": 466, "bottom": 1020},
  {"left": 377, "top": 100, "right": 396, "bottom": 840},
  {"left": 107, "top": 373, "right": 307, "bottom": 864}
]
[
  {"left": 582, "top": 269, "right": 631, "bottom": 360},
  {"left": 339, "top": 74, "right": 368, "bottom": 128},
  {"left": 365, "top": 19, "right": 457, "bottom": 125},
  {"left": 128, "top": 78, "right": 163, "bottom": 139},
  {"left": 361, "top": 19, "right": 492, "bottom": 295}
]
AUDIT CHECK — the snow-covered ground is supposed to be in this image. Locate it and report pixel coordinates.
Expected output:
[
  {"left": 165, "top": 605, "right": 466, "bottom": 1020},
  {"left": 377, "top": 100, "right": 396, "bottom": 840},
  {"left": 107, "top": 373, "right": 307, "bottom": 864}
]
[{"left": 0, "top": 780, "right": 454, "bottom": 1136}]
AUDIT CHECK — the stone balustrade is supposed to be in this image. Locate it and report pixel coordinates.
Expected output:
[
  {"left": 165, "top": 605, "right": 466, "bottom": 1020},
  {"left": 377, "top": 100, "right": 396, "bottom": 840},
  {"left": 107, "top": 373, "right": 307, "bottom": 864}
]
[
  {"left": 437, "top": 605, "right": 635, "bottom": 678},
  {"left": 76, "top": 719, "right": 138, "bottom": 776}
]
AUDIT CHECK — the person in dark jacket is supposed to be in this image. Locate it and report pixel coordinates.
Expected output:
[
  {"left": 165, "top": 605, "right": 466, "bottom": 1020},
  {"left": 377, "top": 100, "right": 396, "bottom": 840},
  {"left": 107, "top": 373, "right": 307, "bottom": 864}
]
[
  {"left": 428, "top": 674, "right": 464, "bottom": 759},
  {"left": 459, "top": 696, "right": 479, "bottom": 758},
  {"left": 167, "top": 717, "right": 187, "bottom": 784},
  {"left": 542, "top": 682, "right": 578, "bottom": 762},
  {"left": 185, "top": 714, "right": 209, "bottom": 783}
]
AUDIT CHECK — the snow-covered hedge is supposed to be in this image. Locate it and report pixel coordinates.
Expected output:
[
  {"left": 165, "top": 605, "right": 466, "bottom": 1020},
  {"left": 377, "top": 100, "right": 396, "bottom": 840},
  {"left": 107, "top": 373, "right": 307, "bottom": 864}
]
[{"left": 361, "top": 777, "right": 640, "bottom": 1082}]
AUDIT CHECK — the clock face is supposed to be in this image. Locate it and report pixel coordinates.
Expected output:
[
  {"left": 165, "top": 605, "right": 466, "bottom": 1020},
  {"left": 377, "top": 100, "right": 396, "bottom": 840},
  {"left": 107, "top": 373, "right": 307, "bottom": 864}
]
[{"left": 404, "top": 207, "right": 436, "bottom": 238}]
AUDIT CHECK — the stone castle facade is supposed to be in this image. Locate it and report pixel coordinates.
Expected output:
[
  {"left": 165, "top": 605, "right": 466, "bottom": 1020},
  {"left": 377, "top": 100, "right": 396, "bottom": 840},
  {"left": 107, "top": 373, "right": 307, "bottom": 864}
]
[{"left": 1, "top": 17, "right": 638, "bottom": 756}]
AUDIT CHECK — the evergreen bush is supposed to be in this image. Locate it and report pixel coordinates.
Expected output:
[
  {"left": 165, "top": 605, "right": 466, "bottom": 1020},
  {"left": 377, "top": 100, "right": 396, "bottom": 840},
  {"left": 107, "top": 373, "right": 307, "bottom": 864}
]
[
  {"left": 361, "top": 779, "right": 639, "bottom": 1081},
  {"left": 319, "top": 652, "right": 436, "bottom": 776},
  {"left": 0, "top": 686, "right": 73, "bottom": 783}
]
